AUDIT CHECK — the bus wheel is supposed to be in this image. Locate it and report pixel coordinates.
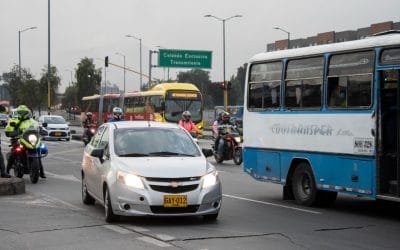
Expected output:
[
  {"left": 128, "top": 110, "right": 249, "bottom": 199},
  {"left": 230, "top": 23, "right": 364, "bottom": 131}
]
[{"left": 292, "top": 162, "right": 317, "bottom": 206}]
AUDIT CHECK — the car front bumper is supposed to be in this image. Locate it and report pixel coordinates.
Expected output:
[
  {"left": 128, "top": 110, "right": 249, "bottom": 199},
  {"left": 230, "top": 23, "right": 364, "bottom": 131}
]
[{"left": 109, "top": 178, "right": 222, "bottom": 217}]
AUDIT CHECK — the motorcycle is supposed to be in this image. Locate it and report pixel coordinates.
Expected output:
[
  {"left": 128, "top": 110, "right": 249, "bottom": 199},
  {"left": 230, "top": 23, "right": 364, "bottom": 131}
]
[
  {"left": 83, "top": 123, "right": 97, "bottom": 145},
  {"left": 213, "top": 124, "right": 242, "bottom": 165},
  {"left": 7, "top": 128, "right": 48, "bottom": 184}
]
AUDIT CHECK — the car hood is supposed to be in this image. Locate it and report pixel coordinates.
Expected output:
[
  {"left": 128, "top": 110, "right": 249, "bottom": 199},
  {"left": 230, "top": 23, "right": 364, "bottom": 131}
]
[
  {"left": 113, "top": 156, "right": 208, "bottom": 178},
  {"left": 46, "top": 123, "right": 69, "bottom": 129}
]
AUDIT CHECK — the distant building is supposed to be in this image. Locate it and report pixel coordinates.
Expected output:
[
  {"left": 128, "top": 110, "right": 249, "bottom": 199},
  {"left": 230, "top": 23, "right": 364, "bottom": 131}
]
[{"left": 267, "top": 21, "right": 400, "bottom": 51}]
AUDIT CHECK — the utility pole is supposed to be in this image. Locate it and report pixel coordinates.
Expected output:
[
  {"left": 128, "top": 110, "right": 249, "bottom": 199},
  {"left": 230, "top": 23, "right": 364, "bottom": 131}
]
[{"left": 47, "top": 0, "right": 51, "bottom": 115}]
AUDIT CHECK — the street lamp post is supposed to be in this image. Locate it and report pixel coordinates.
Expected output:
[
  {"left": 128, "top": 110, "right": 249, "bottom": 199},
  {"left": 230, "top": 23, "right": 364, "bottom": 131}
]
[
  {"left": 204, "top": 14, "right": 242, "bottom": 111},
  {"left": 274, "top": 27, "right": 291, "bottom": 49},
  {"left": 18, "top": 26, "right": 37, "bottom": 77},
  {"left": 115, "top": 52, "right": 126, "bottom": 93},
  {"left": 65, "top": 69, "right": 73, "bottom": 120},
  {"left": 126, "top": 34, "right": 142, "bottom": 90}
]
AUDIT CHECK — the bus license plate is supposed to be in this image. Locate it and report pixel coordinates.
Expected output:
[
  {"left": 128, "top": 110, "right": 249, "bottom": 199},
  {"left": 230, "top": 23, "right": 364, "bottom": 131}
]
[{"left": 163, "top": 195, "right": 187, "bottom": 207}]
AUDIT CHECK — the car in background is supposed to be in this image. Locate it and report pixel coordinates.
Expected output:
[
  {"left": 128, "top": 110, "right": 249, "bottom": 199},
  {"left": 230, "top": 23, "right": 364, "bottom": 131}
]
[
  {"left": 81, "top": 121, "right": 221, "bottom": 222},
  {"left": 0, "top": 113, "right": 8, "bottom": 127},
  {"left": 38, "top": 115, "right": 71, "bottom": 141}
]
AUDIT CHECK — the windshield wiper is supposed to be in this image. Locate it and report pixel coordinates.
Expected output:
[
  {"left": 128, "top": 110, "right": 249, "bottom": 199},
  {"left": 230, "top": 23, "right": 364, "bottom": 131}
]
[
  {"left": 118, "top": 153, "right": 150, "bottom": 157},
  {"left": 148, "top": 151, "right": 195, "bottom": 157}
]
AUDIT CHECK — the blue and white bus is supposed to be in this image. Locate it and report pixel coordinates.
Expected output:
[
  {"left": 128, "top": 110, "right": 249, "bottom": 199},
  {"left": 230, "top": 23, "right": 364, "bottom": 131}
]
[{"left": 243, "top": 32, "right": 400, "bottom": 206}]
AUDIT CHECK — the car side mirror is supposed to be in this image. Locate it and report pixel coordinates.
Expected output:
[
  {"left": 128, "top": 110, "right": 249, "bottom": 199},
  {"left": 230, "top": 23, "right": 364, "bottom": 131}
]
[
  {"left": 202, "top": 148, "right": 213, "bottom": 158},
  {"left": 42, "top": 122, "right": 48, "bottom": 128},
  {"left": 91, "top": 148, "right": 104, "bottom": 162}
]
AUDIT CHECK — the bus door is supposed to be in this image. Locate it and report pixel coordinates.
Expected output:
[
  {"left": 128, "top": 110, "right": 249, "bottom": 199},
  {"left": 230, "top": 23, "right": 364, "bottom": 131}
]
[{"left": 378, "top": 69, "right": 400, "bottom": 197}]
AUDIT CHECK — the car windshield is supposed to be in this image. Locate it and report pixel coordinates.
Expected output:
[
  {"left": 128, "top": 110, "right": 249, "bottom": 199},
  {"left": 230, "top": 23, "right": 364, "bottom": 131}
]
[
  {"left": 114, "top": 127, "right": 201, "bottom": 157},
  {"left": 164, "top": 98, "right": 202, "bottom": 123},
  {"left": 44, "top": 116, "right": 66, "bottom": 124}
]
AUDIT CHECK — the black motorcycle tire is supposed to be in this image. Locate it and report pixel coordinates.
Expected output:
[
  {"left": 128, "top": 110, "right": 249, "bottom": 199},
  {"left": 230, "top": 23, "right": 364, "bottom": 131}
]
[
  {"left": 15, "top": 162, "right": 24, "bottom": 178},
  {"left": 214, "top": 153, "right": 224, "bottom": 164},
  {"left": 30, "top": 158, "right": 40, "bottom": 184},
  {"left": 233, "top": 148, "right": 243, "bottom": 165}
]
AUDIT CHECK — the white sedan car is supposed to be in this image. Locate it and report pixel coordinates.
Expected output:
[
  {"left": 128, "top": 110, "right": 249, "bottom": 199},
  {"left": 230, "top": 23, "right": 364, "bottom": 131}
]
[
  {"left": 81, "top": 121, "right": 221, "bottom": 222},
  {"left": 39, "top": 115, "right": 71, "bottom": 141}
]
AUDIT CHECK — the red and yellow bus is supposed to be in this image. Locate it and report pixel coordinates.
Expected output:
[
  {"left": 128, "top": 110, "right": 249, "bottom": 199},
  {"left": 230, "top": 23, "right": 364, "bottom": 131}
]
[{"left": 80, "top": 83, "right": 204, "bottom": 132}]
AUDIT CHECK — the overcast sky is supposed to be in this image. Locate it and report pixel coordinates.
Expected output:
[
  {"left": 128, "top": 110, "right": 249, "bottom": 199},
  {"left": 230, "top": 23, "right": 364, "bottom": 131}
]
[{"left": 1, "top": 0, "right": 399, "bottom": 93}]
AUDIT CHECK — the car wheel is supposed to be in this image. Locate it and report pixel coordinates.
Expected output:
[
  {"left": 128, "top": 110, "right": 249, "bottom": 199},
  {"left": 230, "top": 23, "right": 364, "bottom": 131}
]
[
  {"left": 82, "top": 176, "right": 95, "bottom": 205},
  {"left": 292, "top": 162, "right": 317, "bottom": 206},
  {"left": 203, "top": 212, "right": 219, "bottom": 221},
  {"left": 104, "top": 188, "right": 119, "bottom": 223}
]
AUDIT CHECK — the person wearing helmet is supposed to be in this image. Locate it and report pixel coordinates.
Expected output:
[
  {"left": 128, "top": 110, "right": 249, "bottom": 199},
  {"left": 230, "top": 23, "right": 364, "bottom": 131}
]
[
  {"left": 179, "top": 111, "right": 199, "bottom": 135},
  {"left": 215, "top": 111, "right": 236, "bottom": 159},
  {"left": 5, "top": 105, "right": 46, "bottom": 178},
  {"left": 82, "top": 112, "right": 95, "bottom": 128},
  {"left": 108, "top": 107, "right": 124, "bottom": 122}
]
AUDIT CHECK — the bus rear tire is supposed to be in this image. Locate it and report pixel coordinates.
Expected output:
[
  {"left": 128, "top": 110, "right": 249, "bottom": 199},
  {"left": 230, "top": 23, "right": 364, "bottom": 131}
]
[{"left": 292, "top": 162, "right": 317, "bottom": 206}]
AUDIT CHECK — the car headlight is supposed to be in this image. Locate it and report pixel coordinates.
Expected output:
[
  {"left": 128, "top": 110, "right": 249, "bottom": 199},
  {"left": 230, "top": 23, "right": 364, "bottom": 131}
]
[
  {"left": 117, "top": 171, "right": 144, "bottom": 189},
  {"left": 28, "top": 134, "right": 38, "bottom": 145},
  {"left": 197, "top": 125, "right": 203, "bottom": 129},
  {"left": 202, "top": 171, "right": 218, "bottom": 189},
  {"left": 234, "top": 137, "right": 241, "bottom": 143}
]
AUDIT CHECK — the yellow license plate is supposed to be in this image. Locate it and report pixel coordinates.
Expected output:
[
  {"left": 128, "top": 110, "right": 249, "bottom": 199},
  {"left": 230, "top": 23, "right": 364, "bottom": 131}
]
[
  {"left": 54, "top": 132, "right": 62, "bottom": 136},
  {"left": 163, "top": 195, "right": 187, "bottom": 207}
]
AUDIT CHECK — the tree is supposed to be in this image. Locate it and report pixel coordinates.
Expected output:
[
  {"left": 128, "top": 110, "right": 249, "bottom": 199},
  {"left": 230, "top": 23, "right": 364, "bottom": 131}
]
[
  {"left": 39, "top": 65, "right": 61, "bottom": 109},
  {"left": 76, "top": 58, "right": 102, "bottom": 107},
  {"left": 2, "top": 65, "right": 34, "bottom": 106},
  {"left": 18, "top": 78, "right": 44, "bottom": 112},
  {"left": 229, "top": 63, "right": 247, "bottom": 106},
  {"left": 62, "top": 85, "right": 78, "bottom": 109}
]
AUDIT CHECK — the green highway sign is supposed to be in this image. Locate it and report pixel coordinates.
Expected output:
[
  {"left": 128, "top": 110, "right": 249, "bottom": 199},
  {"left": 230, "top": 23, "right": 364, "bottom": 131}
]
[{"left": 158, "top": 49, "right": 212, "bottom": 69}]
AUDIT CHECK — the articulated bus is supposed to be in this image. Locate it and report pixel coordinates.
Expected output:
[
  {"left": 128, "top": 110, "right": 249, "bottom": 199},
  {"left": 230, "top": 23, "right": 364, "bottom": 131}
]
[
  {"left": 81, "top": 83, "right": 204, "bottom": 132},
  {"left": 123, "top": 83, "right": 204, "bottom": 132},
  {"left": 81, "top": 93, "right": 120, "bottom": 124},
  {"left": 243, "top": 32, "right": 400, "bottom": 206}
]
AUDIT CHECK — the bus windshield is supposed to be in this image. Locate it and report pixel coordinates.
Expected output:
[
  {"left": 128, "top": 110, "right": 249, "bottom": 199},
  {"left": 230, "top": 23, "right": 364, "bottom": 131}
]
[{"left": 164, "top": 92, "right": 202, "bottom": 123}]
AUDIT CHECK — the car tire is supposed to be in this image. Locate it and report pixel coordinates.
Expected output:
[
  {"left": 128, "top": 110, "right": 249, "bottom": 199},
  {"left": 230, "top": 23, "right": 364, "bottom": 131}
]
[
  {"left": 82, "top": 177, "right": 95, "bottom": 205},
  {"left": 292, "top": 162, "right": 317, "bottom": 206},
  {"left": 203, "top": 212, "right": 219, "bottom": 221},
  {"left": 104, "top": 188, "right": 119, "bottom": 223}
]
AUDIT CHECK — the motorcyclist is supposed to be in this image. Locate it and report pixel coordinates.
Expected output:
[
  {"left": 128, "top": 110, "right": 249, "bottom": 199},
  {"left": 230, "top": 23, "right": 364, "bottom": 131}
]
[
  {"left": 108, "top": 107, "right": 124, "bottom": 122},
  {"left": 82, "top": 112, "right": 95, "bottom": 128},
  {"left": 212, "top": 112, "right": 224, "bottom": 139},
  {"left": 215, "top": 112, "right": 236, "bottom": 158},
  {"left": 179, "top": 111, "right": 200, "bottom": 135},
  {"left": 5, "top": 105, "right": 46, "bottom": 178}
]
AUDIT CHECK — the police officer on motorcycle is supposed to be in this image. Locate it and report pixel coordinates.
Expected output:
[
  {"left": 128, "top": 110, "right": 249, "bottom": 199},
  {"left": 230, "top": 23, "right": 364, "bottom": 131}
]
[
  {"left": 108, "top": 107, "right": 124, "bottom": 122},
  {"left": 5, "top": 105, "right": 46, "bottom": 178},
  {"left": 215, "top": 112, "right": 236, "bottom": 159}
]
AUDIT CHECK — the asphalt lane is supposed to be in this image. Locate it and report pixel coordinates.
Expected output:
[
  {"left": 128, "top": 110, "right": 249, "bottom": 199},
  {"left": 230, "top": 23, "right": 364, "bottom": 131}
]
[{"left": 1, "top": 136, "right": 400, "bottom": 249}]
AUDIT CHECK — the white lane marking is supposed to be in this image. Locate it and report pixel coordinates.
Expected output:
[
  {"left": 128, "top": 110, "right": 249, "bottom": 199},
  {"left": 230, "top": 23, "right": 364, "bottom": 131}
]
[
  {"left": 123, "top": 225, "right": 150, "bottom": 232},
  {"left": 223, "top": 194, "right": 321, "bottom": 215},
  {"left": 36, "top": 192, "right": 85, "bottom": 211},
  {"left": 156, "top": 234, "right": 175, "bottom": 241},
  {"left": 103, "top": 225, "right": 132, "bottom": 234},
  {"left": 46, "top": 171, "right": 80, "bottom": 182},
  {"left": 137, "top": 236, "right": 172, "bottom": 248}
]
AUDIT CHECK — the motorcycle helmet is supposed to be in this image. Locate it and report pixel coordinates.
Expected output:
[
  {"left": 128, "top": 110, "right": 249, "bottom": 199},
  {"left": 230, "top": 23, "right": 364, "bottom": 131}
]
[
  {"left": 182, "top": 110, "right": 191, "bottom": 121},
  {"left": 222, "top": 112, "right": 230, "bottom": 122},
  {"left": 86, "top": 112, "right": 93, "bottom": 118},
  {"left": 113, "top": 107, "right": 123, "bottom": 119},
  {"left": 16, "top": 105, "right": 32, "bottom": 121}
]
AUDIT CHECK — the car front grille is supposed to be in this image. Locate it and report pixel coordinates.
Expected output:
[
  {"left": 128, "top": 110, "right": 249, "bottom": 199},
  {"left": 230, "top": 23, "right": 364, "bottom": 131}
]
[
  {"left": 150, "top": 184, "right": 198, "bottom": 194},
  {"left": 145, "top": 176, "right": 201, "bottom": 182},
  {"left": 150, "top": 205, "right": 199, "bottom": 214}
]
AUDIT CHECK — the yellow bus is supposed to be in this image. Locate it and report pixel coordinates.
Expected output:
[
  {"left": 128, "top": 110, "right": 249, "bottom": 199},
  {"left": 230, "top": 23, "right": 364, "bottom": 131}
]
[{"left": 123, "top": 82, "right": 204, "bottom": 132}]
